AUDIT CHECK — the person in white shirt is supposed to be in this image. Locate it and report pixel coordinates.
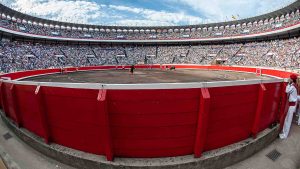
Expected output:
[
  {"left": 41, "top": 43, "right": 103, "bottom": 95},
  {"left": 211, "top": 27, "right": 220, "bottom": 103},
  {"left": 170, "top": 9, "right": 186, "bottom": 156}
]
[{"left": 279, "top": 74, "right": 298, "bottom": 139}]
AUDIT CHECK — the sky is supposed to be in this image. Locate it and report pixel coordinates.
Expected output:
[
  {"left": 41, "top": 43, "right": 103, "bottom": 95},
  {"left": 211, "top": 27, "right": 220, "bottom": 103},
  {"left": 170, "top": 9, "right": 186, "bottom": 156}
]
[{"left": 0, "top": 0, "right": 297, "bottom": 26}]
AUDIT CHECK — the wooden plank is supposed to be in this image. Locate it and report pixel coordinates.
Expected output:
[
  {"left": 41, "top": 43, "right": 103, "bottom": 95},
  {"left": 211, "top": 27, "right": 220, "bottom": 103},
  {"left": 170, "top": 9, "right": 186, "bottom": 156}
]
[
  {"left": 251, "top": 84, "right": 266, "bottom": 138},
  {"left": 194, "top": 88, "right": 211, "bottom": 158},
  {"left": 97, "top": 89, "right": 114, "bottom": 161}
]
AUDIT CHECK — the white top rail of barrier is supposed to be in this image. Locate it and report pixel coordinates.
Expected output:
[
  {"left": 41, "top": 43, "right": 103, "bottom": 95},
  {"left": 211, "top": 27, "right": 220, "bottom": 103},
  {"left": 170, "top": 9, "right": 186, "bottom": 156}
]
[{"left": 1, "top": 78, "right": 283, "bottom": 90}]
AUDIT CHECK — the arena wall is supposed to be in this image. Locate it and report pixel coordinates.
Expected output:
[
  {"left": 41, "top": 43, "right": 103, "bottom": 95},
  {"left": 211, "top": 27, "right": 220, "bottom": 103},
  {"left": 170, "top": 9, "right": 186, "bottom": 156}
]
[{"left": 0, "top": 65, "right": 295, "bottom": 161}]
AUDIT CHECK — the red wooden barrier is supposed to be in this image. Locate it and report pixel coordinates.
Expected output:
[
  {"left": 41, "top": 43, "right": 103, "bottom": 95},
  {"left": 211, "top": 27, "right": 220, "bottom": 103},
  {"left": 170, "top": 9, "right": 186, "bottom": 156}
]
[
  {"left": 0, "top": 82, "right": 4, "bottom": 111},
  {"left": 14, "top": 84, "right": 48, "bottom": 139},
  {"left": 194, "top": 88, "right": 210, "bottom": 157},
  {"left": 204, "top": 85, "right": 258, "bottom": 151},
  {"left": 279, "top": 83, "right": 289, "bottom": 131},
  {"left": 35, "top": 86, "right": 51, "bottom": 144},
  {"left": 9, "top": 84, "right": 22, "bottom": 127},
  {"left": 109, "top": 89, "right": 197, "bottom": 157},
  {"left": 42, "top": 86, "right": 106, "bottom": 155},
  {"left": 251, "top": 84, "right": 266, "bottom": 138},
  {"left": 0, "top": 68, "right": 61, "bottom": 80},
  {"left": 97, "top": 89, "right": 114, "bottom": 161},
  {"left": 3, "top": 83, "right": 21, "bottom": 125},
  {"left": 259, "top": 83, "right": 282, "bottom": 132},
  {"left": 0, "top": 82, "right": 9, "bottom": 117},
  {"left": 261, "top": 69, "right": 295, "bottom": 78},
  {"left": 0, "top": 65, "right": 293, "bottom": 160}
]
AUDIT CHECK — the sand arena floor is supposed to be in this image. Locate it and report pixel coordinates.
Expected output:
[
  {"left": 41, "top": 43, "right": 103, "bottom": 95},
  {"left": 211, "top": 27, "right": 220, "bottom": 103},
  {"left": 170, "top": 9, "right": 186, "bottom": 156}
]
[{"left": 21, "top": 69, "right": 272, "bottom": 84}]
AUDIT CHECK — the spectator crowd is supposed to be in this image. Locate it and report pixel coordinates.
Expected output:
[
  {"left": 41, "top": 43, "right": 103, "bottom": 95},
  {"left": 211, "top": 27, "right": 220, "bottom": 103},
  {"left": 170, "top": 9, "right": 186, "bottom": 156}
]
[{"left": 0, "top": 37, "right": 300, "bottom": 73}]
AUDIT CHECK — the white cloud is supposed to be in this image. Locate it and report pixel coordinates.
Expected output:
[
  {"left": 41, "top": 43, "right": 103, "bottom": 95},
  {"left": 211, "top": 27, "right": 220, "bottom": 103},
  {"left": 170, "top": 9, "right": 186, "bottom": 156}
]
[
  {"left": 5, "top": 0, "right": 103, "bottom": 24},
  {"left": 1, "top": 0, "right": 202, "bottom": 26},
  {"left": 107, "top": 4, "right": 203, "bottom": 26},
  {"left": 143, "top": 10, "right": 202, "bottom": 25},
  {"left": 170, "top": 0, "right": 296, "bottom": 22},
  {"left": 0, "top": 0, "right": 296, "bottom": 26},
  {"left": 109, "top": 5, "right": 144, "bottom": 14}
]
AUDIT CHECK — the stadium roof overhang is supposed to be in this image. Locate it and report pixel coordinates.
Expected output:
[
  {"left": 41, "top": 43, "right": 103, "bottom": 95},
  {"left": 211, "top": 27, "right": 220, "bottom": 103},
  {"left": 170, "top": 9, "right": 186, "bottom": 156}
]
[{"left": 1, "top": 1, "right": 300, "bottom": 29}]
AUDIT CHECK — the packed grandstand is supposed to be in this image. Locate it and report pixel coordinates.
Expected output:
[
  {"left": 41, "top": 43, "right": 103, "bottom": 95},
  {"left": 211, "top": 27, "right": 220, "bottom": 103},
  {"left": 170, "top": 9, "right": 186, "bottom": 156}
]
[
  {"left": 0, "top": 38, "right": 300, "bottom": 73},
  {"left": 0, "top": 1, "right": 300, "bottom": 73}
]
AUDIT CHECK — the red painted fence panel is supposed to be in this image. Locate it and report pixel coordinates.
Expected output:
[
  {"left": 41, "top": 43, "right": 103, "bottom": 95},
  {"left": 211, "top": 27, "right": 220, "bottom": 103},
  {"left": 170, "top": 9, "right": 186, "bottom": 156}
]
[
  {"left": 108, "top": 89, "right": 199, "bottom": 157},
  {"left": 259, "top": 83, "right": 282, "bottom": 131},
  {"left": 204, "top": 85, "right": 258, "bottom": 151},
  {"left": 194, "top": 88, "right": 210, "bottom": 157},
  {"left": 14, "top": 85, "right": 47, "bottom": 139},
  {"left": 41, "top": 86, "right": 106, "bottom": 155},
  {"left": 1, "top": 82, "right": 20, "bottom": 124},
  {"left": 0, "top": 68, "right": 61, "bottom": 80}
]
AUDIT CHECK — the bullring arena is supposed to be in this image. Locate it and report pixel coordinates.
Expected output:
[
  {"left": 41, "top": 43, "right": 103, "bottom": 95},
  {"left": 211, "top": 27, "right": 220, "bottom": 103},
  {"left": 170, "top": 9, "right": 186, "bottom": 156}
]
[
  {"left": 22, "top": 68, "right": 270, "bottom": 83},
  {"left": 1, "top": 0, "right": 300, "bottom": 169},
  {"left": 0, "top": 65, "right": 295, "bottom": 169}
]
